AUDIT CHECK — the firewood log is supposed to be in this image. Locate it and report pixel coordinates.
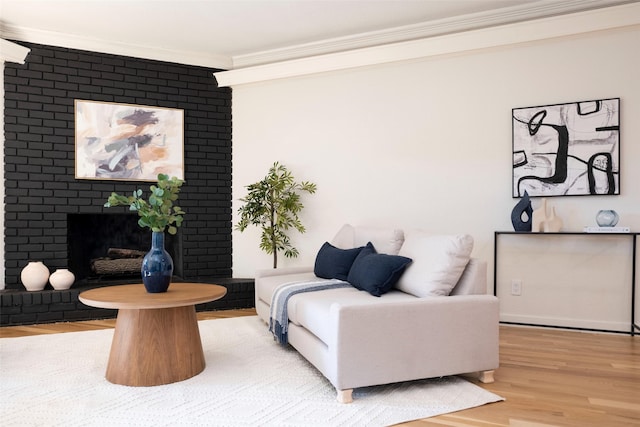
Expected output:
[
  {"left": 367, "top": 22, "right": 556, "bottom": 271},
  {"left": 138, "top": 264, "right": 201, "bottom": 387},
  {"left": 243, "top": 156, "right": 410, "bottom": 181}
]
[{"left": 106, "top": 248, "right": 146, "bottom": 259}]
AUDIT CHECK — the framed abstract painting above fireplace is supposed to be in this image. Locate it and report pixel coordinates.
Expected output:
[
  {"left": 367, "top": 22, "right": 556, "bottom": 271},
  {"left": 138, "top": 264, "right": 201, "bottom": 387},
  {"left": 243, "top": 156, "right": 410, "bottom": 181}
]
[
  {"left": 512, "top": 98, "right": 620, "bottom": 197},
  {"left": 75, "top": 100, "right": 184, "bottom": 181}
]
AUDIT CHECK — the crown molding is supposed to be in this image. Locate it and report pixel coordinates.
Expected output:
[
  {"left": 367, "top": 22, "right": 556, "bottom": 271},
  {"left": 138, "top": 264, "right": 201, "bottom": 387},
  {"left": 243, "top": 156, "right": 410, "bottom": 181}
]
[
  {"left": 232, "top": 0, "right": 635, "bottom": 68},
  {"left": 0, "top": 26, "right": 232, "bottom": 69},
  {"left": 214, "top": 2, "right": 640, "bottom": 87},
  {"left": 0, "top": 39, "right": 31, "bottom": 64},
  {"left": 0, "top": 0, "right": 635, "bottom": 72}
]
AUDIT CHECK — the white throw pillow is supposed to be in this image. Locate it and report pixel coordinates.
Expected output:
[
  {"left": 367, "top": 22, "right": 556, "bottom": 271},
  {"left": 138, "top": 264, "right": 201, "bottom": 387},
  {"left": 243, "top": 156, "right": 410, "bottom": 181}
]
[
  {"left": 395, "top": 232, "right": 474, "bottom": 297},
  {"left": 331, "top": 224, "right": 404, "bottom": 255},
  {"left": 330, "top": 224, "right": 356, "bottom": 249}
]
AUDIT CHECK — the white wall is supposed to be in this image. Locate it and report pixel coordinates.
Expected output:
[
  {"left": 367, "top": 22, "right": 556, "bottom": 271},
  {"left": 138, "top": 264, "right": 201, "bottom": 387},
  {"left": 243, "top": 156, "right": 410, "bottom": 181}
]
[{"left": 231, "top": 24, "right": 640, "bottom": 331}]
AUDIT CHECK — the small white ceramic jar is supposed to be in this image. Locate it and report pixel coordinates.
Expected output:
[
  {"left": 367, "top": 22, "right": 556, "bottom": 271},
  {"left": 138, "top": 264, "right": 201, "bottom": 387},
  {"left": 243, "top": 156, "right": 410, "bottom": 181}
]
[{"left": 49, "top": 268, "right": 75, "bottom": 290}]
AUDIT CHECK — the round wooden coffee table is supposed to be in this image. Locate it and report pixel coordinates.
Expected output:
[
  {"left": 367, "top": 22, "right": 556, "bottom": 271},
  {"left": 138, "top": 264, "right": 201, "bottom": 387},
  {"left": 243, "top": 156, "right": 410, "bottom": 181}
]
[{"left": 79, "top": 283, "right": 227, "bottom": 386}]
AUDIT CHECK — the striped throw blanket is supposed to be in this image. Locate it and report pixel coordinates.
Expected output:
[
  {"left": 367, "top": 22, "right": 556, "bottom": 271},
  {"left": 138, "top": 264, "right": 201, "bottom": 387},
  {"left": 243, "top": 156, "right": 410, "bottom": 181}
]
[{"left": 269, "top": 279, "right": 352, "bottom": 346}]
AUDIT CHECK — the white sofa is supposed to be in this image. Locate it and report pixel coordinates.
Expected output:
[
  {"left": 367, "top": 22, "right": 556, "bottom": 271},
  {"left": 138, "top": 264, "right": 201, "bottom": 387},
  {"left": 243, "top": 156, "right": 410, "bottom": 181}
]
[{"left": 255, "top": 225, "right": 499, "bottom": 403}]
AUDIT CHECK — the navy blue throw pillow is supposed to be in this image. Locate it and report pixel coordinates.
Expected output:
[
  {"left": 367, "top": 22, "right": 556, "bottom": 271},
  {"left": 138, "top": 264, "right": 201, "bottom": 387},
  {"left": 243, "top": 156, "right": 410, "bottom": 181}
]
[
  {"left": 347, "top": 242, "right": 412, "bottom": 297},
  {"left": 314, "top": 242, "right": 364, "bottom": 281}
]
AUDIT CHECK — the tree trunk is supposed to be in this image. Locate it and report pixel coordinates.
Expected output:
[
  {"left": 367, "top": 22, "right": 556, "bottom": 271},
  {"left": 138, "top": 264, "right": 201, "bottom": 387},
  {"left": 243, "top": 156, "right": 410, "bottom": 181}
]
[{"left": 270, "top": 194, "right": 277, "bottom": 268}]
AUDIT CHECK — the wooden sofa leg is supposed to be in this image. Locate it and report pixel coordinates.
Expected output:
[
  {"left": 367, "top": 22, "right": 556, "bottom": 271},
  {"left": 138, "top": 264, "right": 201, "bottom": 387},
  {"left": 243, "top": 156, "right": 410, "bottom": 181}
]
[
  {"left": 336, "top": 389, "right": 353, "bottom": 404},
  {"left": 478, "top": 370, "right": 495, "bottom": 384}
]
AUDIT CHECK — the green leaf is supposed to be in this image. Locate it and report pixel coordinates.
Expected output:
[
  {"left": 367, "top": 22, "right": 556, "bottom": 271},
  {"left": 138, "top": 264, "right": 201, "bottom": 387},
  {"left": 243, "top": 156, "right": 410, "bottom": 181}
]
[{"left": 104, "top": 174, "right": 185, "bottom": 233}]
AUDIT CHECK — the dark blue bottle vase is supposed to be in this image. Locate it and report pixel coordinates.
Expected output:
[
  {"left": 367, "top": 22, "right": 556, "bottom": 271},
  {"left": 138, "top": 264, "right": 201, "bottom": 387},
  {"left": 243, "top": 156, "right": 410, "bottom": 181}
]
[{"left": 141, "top": 231, "right": 173, "bottom": 293}]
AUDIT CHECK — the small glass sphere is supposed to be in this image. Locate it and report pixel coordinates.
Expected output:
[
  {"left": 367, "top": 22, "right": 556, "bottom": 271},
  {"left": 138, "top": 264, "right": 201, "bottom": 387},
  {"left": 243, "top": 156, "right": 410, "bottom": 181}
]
[{"left": 596, "top": 210, "right": 619, "bottom": 227}]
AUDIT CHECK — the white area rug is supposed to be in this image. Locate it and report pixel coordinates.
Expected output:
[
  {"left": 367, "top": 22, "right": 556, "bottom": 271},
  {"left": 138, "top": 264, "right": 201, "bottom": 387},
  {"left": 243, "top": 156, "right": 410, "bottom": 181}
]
[{"left": 0, "top": 316, "right": 502, "bottom": 426}]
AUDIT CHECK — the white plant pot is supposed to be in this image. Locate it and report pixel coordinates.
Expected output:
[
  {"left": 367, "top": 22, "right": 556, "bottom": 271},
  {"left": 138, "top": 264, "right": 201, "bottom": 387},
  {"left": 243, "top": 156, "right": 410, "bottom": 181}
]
[
  {"left": 49, "top": 268, "right": 75, "bottom": 290},
  {"left": 21, "top": 261, "right": 50, "bottom": 291}
]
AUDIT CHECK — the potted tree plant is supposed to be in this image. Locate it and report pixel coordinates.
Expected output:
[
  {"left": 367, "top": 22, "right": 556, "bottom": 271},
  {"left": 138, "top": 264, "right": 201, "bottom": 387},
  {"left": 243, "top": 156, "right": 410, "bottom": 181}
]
[
  {"left": 104, "top": 173, "right": 185, "bottom": 293},
  {"left": 236, "top": 162, "right": 316, "bottom": 268}
]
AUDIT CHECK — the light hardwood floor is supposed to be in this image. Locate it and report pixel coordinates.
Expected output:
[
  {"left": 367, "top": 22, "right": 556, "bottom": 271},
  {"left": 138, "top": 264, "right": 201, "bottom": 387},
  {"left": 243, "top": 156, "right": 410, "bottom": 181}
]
[{"left": 2, "top": 309, "right": 638, "bottom": 427}]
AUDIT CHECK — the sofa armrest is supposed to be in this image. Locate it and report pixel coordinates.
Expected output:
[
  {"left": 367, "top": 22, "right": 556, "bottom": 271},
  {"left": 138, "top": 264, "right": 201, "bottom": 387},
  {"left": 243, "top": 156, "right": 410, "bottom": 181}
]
[
  {"left": 328, "top": 295, "right": 499, "bottom": 390},
  {"left": 255, "top": 266, "right": 314, "bottom": 279}
]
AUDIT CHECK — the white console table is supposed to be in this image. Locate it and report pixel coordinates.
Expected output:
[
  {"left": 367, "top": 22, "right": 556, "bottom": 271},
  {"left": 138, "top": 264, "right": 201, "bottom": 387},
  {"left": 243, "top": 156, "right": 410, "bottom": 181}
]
[{"left": 494, "top": 231, "right": 639, "bottom": 336}]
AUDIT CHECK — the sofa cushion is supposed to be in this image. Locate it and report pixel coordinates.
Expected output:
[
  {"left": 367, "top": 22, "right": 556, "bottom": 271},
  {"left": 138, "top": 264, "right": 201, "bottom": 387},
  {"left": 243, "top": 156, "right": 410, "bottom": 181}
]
[
  {"left": 395, "top": 232, "right": 474, "bottom": 297},
  {"left": 347, "top": 242, "right": 412, "bottom": 297},
  {"left": 287, "top": 287, "right": 417, "bottom": 345},
  {"left": 313, "top": 242, "right": 363, "bottom": 281},
  {"left": 331, "top": 224, "right": 404, "bottom": 255}
]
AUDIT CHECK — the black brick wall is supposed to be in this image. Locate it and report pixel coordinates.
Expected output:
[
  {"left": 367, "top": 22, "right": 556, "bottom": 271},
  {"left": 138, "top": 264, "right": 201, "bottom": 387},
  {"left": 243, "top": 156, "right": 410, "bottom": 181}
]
[{"left": 3, "top": 42, "right": 234, "bottom": 290}]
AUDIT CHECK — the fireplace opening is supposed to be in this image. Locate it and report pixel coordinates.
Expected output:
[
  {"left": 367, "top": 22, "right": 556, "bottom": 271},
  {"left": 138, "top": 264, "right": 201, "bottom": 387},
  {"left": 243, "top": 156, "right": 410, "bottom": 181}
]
[{"left": 68, "top": 213, "right": 183, "bottom": 284}]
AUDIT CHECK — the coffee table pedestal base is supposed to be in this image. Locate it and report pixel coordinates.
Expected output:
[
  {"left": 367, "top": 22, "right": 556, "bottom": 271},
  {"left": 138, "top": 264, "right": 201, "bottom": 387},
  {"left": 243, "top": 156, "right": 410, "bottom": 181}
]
[{"left": 106, "top": 306, "right": 205, "bottom": 386}]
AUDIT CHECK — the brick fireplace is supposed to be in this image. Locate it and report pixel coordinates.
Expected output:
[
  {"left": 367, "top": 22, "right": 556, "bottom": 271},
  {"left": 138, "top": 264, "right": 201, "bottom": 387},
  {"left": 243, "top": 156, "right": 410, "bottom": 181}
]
[
  {"left": 2, "top": 42, "right": 254, "bottom": 326},
  {"left": 66, "top": 213, "right": 183, "bottom": 283}
]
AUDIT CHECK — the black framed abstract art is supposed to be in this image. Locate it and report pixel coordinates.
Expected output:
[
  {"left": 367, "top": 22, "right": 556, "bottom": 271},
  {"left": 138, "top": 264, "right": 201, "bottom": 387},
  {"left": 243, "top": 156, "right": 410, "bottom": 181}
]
[
  {"left": 75, "top": 100, "right": 184, "bottom": 181},
  {"left": 512, "top": 98, "right": 620, "bottom": 197}
]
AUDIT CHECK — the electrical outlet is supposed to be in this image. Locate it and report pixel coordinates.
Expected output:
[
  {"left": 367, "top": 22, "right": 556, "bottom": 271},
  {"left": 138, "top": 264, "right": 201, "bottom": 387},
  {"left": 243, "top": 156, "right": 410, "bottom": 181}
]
[{"left": 511, "top": 279, "right": 522, "bottom": 296}]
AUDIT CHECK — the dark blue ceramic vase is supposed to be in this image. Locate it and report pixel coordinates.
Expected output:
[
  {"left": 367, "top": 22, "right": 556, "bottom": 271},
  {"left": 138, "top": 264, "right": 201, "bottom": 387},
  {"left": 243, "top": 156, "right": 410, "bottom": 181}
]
[{"left": 141, "top": 231, "right": 173, "bottom": 293}]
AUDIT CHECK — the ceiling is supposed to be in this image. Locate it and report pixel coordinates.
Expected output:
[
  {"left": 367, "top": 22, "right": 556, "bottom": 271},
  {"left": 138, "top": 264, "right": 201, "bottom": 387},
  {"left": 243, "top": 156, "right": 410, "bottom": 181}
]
[{"left": 0, "top": 0, "right": 635, "bottom": 69}]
